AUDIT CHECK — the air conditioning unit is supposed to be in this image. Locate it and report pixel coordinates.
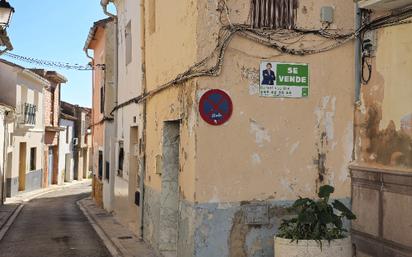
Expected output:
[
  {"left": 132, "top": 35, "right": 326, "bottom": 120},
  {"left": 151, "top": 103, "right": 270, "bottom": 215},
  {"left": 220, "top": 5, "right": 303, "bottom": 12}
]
[
  {"left": 358, "top": 0, "right": 412, "bottom": 10},
  {"left": 73, "top": 138, "right": 79, "bottom": 146}
]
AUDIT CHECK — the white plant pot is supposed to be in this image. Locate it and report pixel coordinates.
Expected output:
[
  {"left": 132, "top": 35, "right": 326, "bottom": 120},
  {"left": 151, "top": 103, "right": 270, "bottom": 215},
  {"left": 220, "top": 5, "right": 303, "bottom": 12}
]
[{"left": 274, "top": 236, "right": 352, "bottom": 257}]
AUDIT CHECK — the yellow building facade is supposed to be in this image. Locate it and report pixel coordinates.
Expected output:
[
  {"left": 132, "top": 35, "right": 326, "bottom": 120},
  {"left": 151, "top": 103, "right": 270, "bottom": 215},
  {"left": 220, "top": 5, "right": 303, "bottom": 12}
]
[
  {"left": 94, "top": 0, "right": 412, "bottom": 256},
  {"left": 140, "top": 1, "right": 355, "bottom": 256}
]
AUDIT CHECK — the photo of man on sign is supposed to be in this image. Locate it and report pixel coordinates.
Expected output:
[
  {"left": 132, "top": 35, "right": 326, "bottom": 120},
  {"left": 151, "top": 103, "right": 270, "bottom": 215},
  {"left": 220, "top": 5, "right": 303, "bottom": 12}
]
[{"left": 261, "top": 62, "right": 276, "bottom": 85}]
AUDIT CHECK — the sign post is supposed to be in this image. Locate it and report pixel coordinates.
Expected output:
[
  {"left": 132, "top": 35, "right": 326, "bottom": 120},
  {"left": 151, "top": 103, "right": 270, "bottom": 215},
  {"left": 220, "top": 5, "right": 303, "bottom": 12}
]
[{"left": 259, "top": 61, "right": 309, "bottom": 98}]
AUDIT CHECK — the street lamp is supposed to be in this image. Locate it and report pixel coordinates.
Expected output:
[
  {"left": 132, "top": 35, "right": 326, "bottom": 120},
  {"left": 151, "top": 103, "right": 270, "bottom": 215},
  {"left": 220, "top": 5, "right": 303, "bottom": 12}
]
[{"left": 0, "top": 0, "right": 14, "bottom": 28}]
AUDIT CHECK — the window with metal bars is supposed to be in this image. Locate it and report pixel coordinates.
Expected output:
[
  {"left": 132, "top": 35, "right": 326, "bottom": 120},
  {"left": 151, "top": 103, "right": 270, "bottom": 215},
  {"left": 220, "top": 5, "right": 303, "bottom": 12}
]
[
  {"left": 23, "top": 103, "right": 37, "bottom": 125},
  {"left": 250, "top": 0, "right": 298, "bottom": 29}
]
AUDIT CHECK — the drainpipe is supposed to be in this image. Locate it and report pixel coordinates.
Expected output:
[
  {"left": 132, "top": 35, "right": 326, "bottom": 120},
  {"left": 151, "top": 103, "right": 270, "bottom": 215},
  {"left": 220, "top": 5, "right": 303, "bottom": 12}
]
[
  {"left": 139, "top": 0, "right": 147, "bottom": 239},
  {"left": 101, "top": 0, "right": 116, "bottom": 18},
  {"left": 84, "top": 49, "right": 95, "bottom": 186},
  {"left": 354, "top": 3, "right": 362, "bottom": 104},
  {"left": 100, "top": 0, "right": 118, "bottom": 213}
]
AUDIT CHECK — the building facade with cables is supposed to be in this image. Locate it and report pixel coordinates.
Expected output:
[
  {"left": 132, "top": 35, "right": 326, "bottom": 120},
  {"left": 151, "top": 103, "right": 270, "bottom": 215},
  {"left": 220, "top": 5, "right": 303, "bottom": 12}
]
[
  {"left": 92, "top": 0, "right": 412, "bottom": 256},
  {"left": 84, "top": 17, "right": 116, "bottom": 209},
  {"left": 124, "top": 0, "right": 356, "bottom": 256},
  {"left": 350, "top": 1, "right": 412, "bottom": 256}
]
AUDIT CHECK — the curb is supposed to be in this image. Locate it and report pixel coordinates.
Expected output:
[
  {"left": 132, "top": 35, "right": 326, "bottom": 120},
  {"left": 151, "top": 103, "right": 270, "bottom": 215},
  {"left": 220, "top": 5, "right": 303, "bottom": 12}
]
[
  {"left": 77, "top": 199, "right": 122, "bottom": 257},
  {"left": 6, "top": 179, "right": 91, "bottom": 205},
  {"left": 0, "top": 204, "right": 24, "bottom": 241}
]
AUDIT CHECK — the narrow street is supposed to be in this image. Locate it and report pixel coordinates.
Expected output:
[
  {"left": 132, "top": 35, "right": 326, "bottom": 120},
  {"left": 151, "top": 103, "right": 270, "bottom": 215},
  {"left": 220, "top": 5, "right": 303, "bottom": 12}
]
[
  {"left": 0, "top": 1, "right": 411, "bottom": 256},
  {"left": 0, "top": 183, "right": 111, "bottom": 257}
]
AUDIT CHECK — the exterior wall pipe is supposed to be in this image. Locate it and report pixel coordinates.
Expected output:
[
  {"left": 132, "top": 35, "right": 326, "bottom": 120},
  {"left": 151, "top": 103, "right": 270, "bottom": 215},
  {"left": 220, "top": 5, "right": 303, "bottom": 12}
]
[
  {"left": 139, "top": 0, "right": 147, "bottom": 239},
  {"left": 100, "top": 0, "right": 116, "bottom": 19},
  {"left": 84, "top": 49, "right": 95, "bottom": 177},
  {"left": 355, "top": 3, "right": 362, "bottom": 103}
]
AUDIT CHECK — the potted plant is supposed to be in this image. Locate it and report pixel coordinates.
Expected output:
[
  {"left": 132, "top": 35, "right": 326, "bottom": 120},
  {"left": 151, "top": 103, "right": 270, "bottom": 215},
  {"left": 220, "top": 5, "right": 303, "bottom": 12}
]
[{"left": 274, "top": 185, "right": 356, "bottom": 257}]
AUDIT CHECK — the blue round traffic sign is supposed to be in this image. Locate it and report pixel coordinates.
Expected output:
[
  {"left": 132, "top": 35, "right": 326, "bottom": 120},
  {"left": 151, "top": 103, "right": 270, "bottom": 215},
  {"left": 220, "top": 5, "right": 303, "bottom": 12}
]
[{"left": 199, "top": 89, "right": 233, "bottom": 126}]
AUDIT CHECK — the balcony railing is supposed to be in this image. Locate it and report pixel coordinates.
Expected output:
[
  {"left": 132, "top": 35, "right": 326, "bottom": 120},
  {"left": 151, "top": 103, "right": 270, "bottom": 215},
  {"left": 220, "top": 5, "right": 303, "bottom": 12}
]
[{"left": 21, "top": 103, "right": 37, "bottom": 125}]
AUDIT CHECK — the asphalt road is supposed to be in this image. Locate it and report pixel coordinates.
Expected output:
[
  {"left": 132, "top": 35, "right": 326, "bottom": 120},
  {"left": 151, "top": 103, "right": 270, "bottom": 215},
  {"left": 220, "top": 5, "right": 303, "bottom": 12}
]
[{"left": 0, "top": 182, "right": 112, "bottom": 257}]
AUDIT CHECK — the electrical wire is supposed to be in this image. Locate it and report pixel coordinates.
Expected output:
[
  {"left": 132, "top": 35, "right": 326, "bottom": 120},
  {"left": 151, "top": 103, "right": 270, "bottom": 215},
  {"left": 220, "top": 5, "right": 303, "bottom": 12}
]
[
  {"left": 113, "top": 5, "right": 412, "bottom": 113},
  {"left": 2, "top": 52, "right": 104, "bottom": 70},
  {"left": 4, "top": 1, "right": 410, "bottom": 112},
  {"left": 361, "top": 55, "right": 372, "bottom": 84}
]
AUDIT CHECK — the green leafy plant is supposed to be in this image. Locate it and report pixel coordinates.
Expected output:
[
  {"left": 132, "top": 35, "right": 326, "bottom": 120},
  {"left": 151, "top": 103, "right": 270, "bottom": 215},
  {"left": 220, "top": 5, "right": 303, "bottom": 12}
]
[{"left": 277, "top": 185, "right": 356, "bottom": 242}]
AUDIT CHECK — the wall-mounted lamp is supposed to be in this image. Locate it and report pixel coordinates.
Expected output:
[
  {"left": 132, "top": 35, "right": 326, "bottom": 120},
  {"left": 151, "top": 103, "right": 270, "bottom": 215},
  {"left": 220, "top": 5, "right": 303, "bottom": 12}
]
[{"left": 0, "top": 0, "right": 14, "bottom": 28}]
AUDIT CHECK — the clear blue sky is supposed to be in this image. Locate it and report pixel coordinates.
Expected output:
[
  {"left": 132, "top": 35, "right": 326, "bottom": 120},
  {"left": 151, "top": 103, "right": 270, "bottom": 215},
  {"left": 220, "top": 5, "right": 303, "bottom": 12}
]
[{"left": 3, "top": 0, "right": 108, "bottom": 108}]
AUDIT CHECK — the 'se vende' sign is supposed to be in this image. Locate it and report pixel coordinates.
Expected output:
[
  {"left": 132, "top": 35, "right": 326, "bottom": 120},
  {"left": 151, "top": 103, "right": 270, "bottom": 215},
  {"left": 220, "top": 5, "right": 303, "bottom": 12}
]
[{"left": 259, "top": 61, "right": 309, "bottom": 98}]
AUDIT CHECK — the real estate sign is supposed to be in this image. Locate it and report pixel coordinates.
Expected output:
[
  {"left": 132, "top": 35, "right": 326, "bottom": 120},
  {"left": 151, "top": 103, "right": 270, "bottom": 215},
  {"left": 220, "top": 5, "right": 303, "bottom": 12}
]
[{"left": 259, "top": 61, "right": 309, "bottom": 98}]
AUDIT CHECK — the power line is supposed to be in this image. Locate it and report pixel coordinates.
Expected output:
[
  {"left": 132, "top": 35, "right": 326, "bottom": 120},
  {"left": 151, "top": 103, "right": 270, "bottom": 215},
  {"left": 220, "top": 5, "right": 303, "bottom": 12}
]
[{"left": 2, "top": 52, "right": 100, "bottom": 70}]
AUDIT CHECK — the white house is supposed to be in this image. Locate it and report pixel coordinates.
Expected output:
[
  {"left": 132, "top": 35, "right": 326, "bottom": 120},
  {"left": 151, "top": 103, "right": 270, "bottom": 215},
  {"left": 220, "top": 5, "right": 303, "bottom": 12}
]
[
  {"left": 0, "top": 103, "right": 14, "bottom": 204},
  {"left": 0, "top": 59, "right": 49, "bottom": 196}
]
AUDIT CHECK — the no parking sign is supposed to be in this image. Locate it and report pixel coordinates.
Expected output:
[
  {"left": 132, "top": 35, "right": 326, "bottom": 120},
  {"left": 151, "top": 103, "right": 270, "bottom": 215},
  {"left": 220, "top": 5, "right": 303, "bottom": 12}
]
[{"left": 199, "top": 89, "right": 233, "bottom": 126}]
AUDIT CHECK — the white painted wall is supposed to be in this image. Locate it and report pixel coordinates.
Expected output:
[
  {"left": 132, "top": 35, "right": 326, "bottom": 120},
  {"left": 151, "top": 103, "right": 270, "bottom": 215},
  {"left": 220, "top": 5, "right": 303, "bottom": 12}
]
[
  {"left": 112, "top": 0, "right": 143, "bottom": 235},
  {"left": 0, "top": 110, "right": 6, "bottom": 203},
  {"left": 2, "top": 66, "right": 48, "bottom": 195},
  {"left": 59, "top": 118, "right": 75, "bottom": 184}
]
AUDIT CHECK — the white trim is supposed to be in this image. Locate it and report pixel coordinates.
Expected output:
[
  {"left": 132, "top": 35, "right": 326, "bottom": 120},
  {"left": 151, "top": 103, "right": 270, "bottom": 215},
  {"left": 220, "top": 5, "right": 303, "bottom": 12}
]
[{"left": 20, "top": 69, "right": 50, "bottom": 87}]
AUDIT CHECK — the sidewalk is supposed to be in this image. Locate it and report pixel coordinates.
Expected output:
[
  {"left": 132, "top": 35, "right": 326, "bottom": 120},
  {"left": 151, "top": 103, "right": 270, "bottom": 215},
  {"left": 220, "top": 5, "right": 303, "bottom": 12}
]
[
  {"left": 6, "top": 179, "right": 91, "bottom": 204},
  {"left": 78, "top": 197, "right": 158, "bottom": 257},
  {"left": 0, "top": 179, "right": 91, "bottom": 240},
  {"left": 0, "top": 203, "right": 20, "bottom": 239}
]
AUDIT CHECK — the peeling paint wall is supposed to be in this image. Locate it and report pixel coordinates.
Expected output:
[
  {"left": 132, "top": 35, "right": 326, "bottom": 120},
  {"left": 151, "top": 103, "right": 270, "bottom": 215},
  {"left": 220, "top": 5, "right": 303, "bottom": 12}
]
[
  {"left": 351, "top": 14, "right": 412, "bottom": 257},
  {"left": 142, "top": 0, "right": 355, "bottom": 256},
  {"left": 196, "top": 40, "right": 354, "bottom": 202},
  {"left": 354, "top": 20, "right": 412, "bottom": 170}
]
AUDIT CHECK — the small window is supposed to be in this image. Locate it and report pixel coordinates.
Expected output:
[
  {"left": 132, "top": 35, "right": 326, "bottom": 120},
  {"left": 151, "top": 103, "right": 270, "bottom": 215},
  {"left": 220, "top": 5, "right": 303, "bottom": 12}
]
[
  {"left": 250, "top": 0, "right": 298, "bottom": 29},
  {"left": 149, "top": 0, "right": 156, "bottom": 34},
  {"left": 30, "top": 147, "right": 36, "bottom": 171},
  {"left": 125, "top": 21, "right": 132, "bottom": 65},
  {"left": 118, "top": 142, "right": 124, "bottom": 177},
  {"left": 100, "top": 87, "right": 104, "bottom": 113}
]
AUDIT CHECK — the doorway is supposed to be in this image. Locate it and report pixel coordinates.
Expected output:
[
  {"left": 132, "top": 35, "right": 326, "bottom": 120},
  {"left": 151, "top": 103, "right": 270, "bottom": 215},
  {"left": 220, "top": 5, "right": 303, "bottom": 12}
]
[
  {"left": 64, "top": 153, "right": 72, "bottom": 182},
  {"left": 159, "top": 121, "right": 180, "bottom": 256},
  {"left": 18, "top": 142, "right": 27, "bottom": 191},
  {"left": 48, "top": 147, "right": 53, "bottom": 185},
  {"left": 83, "top": 149, "right": 88, "bottom": 179}
]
